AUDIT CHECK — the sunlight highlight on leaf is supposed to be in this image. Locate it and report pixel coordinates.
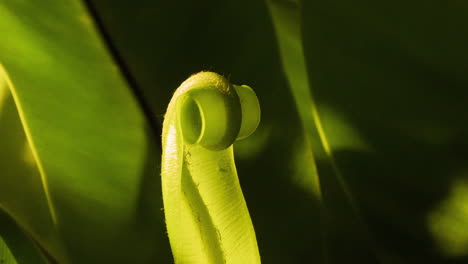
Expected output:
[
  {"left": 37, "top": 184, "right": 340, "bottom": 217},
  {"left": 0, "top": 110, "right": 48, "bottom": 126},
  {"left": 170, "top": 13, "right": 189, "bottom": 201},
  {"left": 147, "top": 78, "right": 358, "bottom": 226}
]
[
  {"left": 0, "top": 236, "right": 17, "bottom": 264},
  {"left": 0, "top": 65, "right": 65, "bottom": 262},
  {"left": 428, "top": 177, "right": 468, "bottom": 257},
  {"left": 290, "top": 137, "right": 321, "bottom": 197},
  {"left": 234, "top": 124, "right": 272, "bottom": 161},
  {"left": 318, "top": 105, "right": 372, "bottom": 153},
  {"left": 266, "top": 0, "right": 323, "bottom": 201},
  {"left": 0, "top": 65, "right": 58, "bottom": 226}
]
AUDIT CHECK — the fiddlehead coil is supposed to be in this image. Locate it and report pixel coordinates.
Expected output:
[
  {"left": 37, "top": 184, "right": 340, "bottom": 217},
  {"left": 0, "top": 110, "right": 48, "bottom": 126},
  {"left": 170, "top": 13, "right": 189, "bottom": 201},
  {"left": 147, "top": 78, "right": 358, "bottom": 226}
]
[{"left": 161, "top": 71, "right": 261, "bottom": 264}]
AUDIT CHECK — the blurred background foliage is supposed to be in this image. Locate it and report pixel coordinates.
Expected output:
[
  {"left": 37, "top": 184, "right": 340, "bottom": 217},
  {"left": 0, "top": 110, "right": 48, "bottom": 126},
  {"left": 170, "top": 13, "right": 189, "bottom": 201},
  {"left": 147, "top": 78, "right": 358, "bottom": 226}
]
[{"left": 0, "top": 0, "right": 468, "bottom": 263}]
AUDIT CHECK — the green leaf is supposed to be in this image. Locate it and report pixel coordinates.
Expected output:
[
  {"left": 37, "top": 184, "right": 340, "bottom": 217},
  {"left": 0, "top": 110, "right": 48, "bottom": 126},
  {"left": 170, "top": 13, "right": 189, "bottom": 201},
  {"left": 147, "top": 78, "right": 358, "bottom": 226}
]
[
  {"left": 0, "top": 1, "right": 169, "bottom": 263},
  {"left": 267, "top": 0, "right": 380, "bottom": 262},
  {"left": 0, "top": 237, "right": 17, "bottom": 264},
  {"left": 0, "top": 70, "right": 54, "bottom": 264}
]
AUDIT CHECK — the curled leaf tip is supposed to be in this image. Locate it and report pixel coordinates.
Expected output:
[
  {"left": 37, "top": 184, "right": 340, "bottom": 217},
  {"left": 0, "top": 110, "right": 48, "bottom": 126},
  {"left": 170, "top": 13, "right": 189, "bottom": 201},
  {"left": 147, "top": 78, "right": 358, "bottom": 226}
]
[{"left": 161, "top": 72, "right": 261, "bottom": 263}]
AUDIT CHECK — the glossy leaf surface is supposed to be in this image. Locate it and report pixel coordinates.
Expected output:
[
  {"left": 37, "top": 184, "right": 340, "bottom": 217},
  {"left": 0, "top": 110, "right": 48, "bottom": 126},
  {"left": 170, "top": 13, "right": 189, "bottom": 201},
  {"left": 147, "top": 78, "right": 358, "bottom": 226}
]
[{"left": 0, "top": 1, "right": 168, "bottom": 263}]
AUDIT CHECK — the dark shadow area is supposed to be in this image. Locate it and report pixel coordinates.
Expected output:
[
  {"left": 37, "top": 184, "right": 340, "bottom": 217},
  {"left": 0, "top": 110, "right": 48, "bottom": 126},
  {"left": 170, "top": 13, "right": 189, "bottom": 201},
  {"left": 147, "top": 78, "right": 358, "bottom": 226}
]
[
  {"left": 133, "top": 127, "right": 172, "bottom": 263},
  {"left": 236, "top": 96, "right": 326, "bottom": 263},
  {"left": 303, "top": 0, "right": 468, "bottom": 262}
]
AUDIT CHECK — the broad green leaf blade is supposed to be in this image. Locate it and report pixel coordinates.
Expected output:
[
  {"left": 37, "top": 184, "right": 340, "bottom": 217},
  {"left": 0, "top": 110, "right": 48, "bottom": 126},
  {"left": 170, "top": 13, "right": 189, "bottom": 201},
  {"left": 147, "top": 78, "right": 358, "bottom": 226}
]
[
  {"left": 0, "top": 1, "right": 167, "bottom": 263},
  {"left": 0, "top": 70, "right": 60, "bottom": 263},
  {"left": 302, "top": 0, "right": 468, "bottom": 262}
]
